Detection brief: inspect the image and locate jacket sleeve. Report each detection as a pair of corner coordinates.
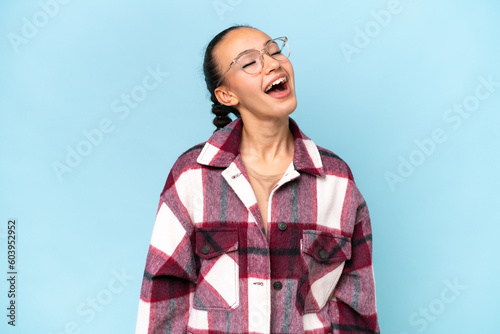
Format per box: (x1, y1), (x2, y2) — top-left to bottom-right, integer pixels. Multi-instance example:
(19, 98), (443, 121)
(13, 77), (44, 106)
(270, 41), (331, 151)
(331, 188), (380, 333)
(135, 171), (197, 334)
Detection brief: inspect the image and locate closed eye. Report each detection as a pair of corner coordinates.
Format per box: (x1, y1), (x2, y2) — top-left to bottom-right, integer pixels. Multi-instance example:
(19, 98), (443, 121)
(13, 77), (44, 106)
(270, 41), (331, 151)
(242, 61), (256, 68)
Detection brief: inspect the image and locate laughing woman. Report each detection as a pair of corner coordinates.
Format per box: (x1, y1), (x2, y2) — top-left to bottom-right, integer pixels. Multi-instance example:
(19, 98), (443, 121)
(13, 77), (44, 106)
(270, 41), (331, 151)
(136, 25), (380, 334)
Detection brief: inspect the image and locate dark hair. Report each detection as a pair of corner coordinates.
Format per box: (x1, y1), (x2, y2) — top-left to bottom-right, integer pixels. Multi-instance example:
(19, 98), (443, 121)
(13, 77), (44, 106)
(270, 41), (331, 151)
(203, 25), (253, 131)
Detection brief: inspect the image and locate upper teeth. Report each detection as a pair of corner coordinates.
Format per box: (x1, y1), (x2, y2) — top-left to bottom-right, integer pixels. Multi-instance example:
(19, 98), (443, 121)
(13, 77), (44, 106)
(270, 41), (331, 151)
(265, 77), (287, 92)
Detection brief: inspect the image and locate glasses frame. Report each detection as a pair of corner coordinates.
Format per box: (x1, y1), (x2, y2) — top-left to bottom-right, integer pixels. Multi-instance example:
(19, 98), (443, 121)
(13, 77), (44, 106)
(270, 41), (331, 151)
(215, 36), (290, 87)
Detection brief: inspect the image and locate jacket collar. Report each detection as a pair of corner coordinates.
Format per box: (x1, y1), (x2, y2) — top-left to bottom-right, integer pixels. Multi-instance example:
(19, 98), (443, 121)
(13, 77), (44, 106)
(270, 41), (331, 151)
(196, 117), (325, 177)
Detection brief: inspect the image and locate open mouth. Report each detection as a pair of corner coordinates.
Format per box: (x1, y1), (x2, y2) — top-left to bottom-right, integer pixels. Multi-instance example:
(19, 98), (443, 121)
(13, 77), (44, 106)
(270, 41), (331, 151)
(265, 76), (288, 94)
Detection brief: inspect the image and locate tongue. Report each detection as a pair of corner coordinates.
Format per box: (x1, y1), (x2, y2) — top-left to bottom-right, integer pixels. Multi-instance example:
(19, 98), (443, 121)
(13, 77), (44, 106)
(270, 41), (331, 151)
(266, 82), (287, 95)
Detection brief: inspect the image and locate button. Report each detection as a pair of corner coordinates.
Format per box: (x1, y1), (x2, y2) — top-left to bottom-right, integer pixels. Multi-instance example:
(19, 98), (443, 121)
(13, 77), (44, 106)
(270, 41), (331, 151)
(278, 222), (287, 231)
(319, 249), (327, 259)
(202, 244), (210, 255)
(273, 281), (283, 290)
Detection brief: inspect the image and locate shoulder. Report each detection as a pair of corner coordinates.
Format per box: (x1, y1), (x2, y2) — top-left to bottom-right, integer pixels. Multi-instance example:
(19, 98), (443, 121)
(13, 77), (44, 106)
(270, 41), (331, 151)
(316, 144), (354, 181)
(290, 118), (354, 181)
(169, 141), (208, 175)
(160, 142), (207, 195)
(315, 144), (367, 213)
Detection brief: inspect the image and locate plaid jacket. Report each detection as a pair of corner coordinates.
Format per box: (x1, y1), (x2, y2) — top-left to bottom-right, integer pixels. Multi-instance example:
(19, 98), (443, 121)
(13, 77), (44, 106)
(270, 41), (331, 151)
(136, 118), (380, 334)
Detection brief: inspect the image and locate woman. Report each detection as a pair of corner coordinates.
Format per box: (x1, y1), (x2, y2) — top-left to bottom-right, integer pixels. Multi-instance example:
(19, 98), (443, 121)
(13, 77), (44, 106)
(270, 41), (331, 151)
(136, 25), (380, 334)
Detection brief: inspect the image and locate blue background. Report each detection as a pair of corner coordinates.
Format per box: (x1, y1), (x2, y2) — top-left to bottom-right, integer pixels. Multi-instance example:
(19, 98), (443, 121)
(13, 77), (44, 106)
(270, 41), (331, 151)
(1, 0), (499, 333)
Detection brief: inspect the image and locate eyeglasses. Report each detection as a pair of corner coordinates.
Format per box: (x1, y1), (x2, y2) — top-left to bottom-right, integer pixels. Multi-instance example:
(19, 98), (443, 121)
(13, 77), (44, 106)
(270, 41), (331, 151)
(216, 36), (290, 87)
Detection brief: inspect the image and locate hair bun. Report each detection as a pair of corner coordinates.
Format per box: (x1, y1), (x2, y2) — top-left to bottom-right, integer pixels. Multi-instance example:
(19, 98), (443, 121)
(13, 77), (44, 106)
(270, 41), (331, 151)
(212, 103), (230, 117)
(211, 103), (233, 130)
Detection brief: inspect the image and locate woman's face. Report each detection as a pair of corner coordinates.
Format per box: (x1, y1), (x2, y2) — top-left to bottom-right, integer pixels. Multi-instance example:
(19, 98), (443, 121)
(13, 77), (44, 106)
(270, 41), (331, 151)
(214, 28), (297, 121)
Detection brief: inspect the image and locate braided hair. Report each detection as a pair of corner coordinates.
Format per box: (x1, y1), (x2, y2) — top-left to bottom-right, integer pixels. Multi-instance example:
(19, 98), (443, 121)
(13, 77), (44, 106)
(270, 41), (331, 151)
(203, 25), (252, 131)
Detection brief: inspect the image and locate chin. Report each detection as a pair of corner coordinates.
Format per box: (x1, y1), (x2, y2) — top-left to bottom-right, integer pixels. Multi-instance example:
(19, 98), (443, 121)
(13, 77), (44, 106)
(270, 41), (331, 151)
(283, 96), (298, 116)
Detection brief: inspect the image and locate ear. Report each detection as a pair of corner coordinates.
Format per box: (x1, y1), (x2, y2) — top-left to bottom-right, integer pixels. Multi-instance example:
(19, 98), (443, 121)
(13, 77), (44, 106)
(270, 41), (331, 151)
(214, 86), (239, 107)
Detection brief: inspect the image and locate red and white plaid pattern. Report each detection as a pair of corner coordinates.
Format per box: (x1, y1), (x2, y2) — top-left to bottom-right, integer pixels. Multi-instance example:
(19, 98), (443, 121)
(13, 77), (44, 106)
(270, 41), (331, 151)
(136, 118), (380, 334)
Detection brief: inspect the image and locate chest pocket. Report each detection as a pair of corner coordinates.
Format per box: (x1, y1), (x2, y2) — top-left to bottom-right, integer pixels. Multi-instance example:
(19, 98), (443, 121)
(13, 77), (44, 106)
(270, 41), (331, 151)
(298, 230), (351, 314)
(194, 228), (239, 311)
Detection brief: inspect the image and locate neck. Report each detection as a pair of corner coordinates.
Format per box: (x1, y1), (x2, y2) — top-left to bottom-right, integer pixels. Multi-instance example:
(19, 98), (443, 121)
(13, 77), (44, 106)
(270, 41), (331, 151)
(239, 116), (294, 163)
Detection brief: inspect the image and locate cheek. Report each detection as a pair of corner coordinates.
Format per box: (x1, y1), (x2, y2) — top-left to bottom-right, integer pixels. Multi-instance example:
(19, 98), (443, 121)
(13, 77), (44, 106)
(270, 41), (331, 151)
(233, 76), (262, 96)
(282, 62), (295, 87)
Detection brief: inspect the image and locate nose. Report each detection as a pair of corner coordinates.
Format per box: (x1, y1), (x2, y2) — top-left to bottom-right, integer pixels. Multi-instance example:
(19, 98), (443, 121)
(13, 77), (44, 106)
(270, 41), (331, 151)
(261, 53), (281, 74)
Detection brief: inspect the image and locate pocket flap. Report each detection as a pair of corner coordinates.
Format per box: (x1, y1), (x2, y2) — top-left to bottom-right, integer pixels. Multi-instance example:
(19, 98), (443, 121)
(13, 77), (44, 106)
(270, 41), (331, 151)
(195, 228), (238, 259)
(301, 230), (351, 263)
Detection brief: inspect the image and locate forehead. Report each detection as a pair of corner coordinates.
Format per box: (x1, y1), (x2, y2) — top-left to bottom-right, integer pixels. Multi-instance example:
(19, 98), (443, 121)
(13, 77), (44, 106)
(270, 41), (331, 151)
(215, 28), (272, 63)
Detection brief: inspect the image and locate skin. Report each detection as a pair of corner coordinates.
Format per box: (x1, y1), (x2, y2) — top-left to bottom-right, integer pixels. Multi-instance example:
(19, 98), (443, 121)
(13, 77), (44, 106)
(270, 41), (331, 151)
(213, 27), (298, 233)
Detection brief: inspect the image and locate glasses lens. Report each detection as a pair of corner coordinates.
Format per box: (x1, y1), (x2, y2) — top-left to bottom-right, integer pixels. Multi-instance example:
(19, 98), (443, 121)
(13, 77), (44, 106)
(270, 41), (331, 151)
(267, 39), (289, 60)
(238, 51), (262, 74)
